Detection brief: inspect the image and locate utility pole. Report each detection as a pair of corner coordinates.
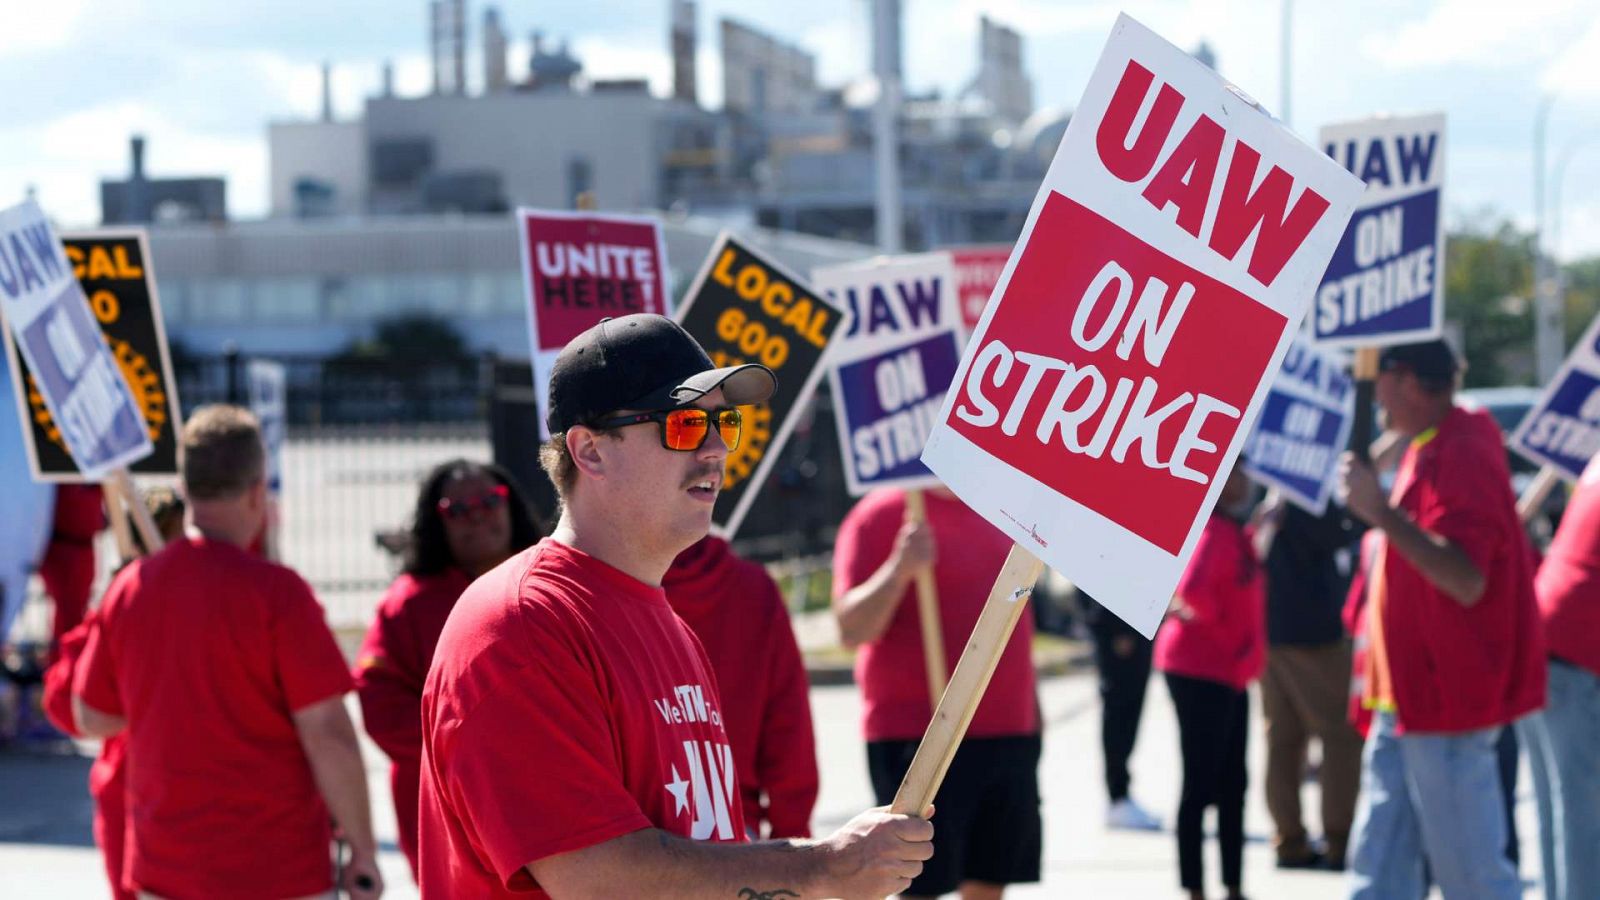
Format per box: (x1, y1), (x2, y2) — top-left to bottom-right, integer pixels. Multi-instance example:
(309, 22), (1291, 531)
(1534, 95), (1562, 382)
(872, 0), (904, 253)
(1280, 0), (1292, 127)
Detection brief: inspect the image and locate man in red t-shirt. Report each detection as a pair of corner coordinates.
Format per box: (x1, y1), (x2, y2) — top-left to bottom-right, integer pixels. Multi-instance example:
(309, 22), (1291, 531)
(73, 405), (383, 900)
(664, 536), (819, 839)
(418, 314), (933, 899)
(833, 486), (1040, 900)
(1338, 340), (1545, 900)
(1519, 452), (1600, 900)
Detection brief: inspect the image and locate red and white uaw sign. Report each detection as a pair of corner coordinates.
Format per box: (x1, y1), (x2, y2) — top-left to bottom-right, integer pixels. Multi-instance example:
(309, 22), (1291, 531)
(517, 208), (671, 438)
(949, 245), (1011, 334)
(920, 15), (1364, 637)
(1312, 113), (1446, 347)
(814, 253), (963, 496)
(0, 200), (153, 480)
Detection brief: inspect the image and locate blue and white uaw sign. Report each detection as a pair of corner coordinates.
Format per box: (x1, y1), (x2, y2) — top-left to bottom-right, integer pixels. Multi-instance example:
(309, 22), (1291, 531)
(1312, 113), (1446, 348)
(1241, 338), (1355, 514)
(815, 253), (963, 496)
(1510, 312), (1600, 481)
(0, 200), (151, 479)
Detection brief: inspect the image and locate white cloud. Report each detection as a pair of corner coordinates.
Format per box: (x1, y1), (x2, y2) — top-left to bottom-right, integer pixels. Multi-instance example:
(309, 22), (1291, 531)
(1363, 0), (1584, 69)
(0, 0), (87, 54)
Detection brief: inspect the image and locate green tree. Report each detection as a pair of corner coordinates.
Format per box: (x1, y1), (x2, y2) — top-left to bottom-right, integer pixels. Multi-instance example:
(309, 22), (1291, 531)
(1444, 216), (1535, 388)
(1563, 257), (1600, 347)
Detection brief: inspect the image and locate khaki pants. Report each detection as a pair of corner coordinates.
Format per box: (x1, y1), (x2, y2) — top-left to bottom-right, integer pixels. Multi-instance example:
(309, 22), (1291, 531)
(1260, 640), (1364, 864)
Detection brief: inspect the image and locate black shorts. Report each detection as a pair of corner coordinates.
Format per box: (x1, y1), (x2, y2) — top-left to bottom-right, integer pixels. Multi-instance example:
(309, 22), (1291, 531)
(866, 734), (1043, 896)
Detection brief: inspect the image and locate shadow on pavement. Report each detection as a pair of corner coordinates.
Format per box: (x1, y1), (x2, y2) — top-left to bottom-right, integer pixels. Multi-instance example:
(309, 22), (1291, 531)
(0, 747), (95, 848)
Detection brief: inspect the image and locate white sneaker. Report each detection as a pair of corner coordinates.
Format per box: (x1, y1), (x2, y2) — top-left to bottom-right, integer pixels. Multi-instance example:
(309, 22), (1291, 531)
(1105, 797), (1163, 831)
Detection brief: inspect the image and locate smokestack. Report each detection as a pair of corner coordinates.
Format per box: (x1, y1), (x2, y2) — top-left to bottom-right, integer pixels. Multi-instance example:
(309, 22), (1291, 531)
(430, 0), (466, 95)
(671, 0), (698, 104)
(483, 7), (508, 93)
(130, 135), (146, 180)
(320, 61), (334, 121)
(382, 59), (395, 97)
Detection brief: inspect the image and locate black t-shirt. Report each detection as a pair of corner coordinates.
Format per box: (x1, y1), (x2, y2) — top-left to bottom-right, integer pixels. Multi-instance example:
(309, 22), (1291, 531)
(1264, 504), (1363, 646)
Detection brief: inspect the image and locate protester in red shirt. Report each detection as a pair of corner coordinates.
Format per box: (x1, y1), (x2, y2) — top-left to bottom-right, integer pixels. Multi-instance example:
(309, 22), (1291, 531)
(40, 483), (105, 648)
(664, 535), (819, 839)
(72, 405), (383, 900)
(418, 314), (932, 899)
(354, 458), (541, 878)
(1339, 340), (1545, 900)
(40, 488), (185, 900)
(1519, 452), (1600, 900)
(833, 486), (1039, 900)
(1154, 465), (1264, 900)
(42, 611), (131, 900)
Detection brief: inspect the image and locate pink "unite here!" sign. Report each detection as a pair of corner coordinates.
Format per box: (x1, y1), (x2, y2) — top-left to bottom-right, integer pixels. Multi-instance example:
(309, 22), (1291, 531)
(517, 208), (671, 437)
(921, 15), (1363, 637)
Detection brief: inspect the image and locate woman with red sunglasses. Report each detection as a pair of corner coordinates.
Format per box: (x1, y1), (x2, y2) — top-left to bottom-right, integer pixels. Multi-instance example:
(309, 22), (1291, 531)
(353, 459), (542, 880)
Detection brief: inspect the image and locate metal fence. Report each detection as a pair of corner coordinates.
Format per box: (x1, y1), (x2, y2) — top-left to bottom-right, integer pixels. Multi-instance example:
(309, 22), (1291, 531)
(9, 351), (1083, 650)
(168, 353), (493, 629)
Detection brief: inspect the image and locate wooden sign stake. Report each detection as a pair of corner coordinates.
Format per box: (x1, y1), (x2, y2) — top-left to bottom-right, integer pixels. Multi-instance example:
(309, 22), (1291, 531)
(1350, 348), (1380, 463)
(102, 476), (138, 562)
(109, 468), (164, 554)
(891, 543), (1043, 817)
(902, 489), (948, 712)
(1517, 466), (1561, 525)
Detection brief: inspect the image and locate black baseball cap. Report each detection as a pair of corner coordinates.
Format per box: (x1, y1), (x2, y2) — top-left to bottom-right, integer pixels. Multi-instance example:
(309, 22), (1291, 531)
(1379, 339), (1460, 383)
(545, 314), (777, 434)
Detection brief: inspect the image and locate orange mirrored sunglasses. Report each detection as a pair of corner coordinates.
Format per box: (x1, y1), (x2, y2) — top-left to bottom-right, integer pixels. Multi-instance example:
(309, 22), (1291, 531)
(590, 406), (743, 452)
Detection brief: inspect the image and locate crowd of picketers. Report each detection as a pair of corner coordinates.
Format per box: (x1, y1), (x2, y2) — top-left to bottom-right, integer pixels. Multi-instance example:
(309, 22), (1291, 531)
(1, 317), (1594, 900)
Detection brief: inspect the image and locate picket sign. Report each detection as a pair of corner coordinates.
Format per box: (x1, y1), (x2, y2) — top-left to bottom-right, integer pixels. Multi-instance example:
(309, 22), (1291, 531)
(901, 489), (947, 711)
(890, 15), (1362, 816)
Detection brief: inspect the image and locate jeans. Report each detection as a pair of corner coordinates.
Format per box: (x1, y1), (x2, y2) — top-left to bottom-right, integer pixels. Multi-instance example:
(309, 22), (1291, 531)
(1348, 711), (1520, 900)
(1517, 660), (1600, 900)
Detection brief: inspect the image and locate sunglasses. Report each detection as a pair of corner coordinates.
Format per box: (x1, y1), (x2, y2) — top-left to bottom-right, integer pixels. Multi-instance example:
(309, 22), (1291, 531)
(590, 406), (743, 452)
(437, 484), (509, 521)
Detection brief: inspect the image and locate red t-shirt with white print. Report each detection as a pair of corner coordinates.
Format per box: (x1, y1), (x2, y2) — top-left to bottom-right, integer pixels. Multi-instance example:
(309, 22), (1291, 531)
(417, 539), (747, 898)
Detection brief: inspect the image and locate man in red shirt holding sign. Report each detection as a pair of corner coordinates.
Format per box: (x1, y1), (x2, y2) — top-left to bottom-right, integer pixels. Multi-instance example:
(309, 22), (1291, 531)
(1338, 340), (1546, 900)
(832, 487), (1040, 900)
(72, 406), (382, 899)
(417, 314), (933, 898)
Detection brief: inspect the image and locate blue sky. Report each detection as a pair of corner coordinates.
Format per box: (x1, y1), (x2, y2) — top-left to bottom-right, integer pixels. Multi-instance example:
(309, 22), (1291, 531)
(3, 0), (1598, 259)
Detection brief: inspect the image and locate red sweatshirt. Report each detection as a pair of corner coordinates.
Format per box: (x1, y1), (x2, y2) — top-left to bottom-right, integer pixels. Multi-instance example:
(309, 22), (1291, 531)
(1154, 513), (1266, 691)
(353, 568), (473, 877)
(664, 537), (819, 838)
(42, 612), (133, 900)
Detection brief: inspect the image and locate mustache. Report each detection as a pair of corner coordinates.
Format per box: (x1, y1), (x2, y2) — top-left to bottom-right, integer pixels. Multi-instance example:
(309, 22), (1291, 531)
(681, 466), (723, 490)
